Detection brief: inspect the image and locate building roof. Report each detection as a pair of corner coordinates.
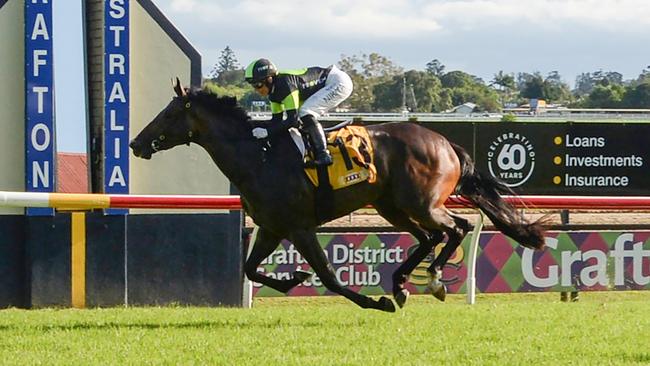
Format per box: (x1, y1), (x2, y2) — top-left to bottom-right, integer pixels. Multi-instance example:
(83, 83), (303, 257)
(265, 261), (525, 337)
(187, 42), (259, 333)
(57, 153), (88, 193)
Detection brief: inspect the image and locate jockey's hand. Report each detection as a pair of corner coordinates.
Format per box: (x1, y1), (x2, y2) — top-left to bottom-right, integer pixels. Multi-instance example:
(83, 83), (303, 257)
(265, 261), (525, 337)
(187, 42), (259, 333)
(252, 127), (269, 139)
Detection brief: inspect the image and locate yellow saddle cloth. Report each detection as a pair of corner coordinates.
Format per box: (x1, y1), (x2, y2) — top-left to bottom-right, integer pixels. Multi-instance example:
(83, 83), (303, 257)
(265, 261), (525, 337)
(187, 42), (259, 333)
(304, 125), (377, 189)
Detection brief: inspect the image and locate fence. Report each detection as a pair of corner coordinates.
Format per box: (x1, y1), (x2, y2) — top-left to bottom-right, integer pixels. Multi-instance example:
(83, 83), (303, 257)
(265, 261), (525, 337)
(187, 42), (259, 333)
(2, 191), (650, 306)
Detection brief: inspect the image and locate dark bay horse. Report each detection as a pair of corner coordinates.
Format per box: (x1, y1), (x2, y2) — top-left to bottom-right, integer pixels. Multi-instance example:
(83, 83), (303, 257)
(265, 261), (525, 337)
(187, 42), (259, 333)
(130, 79), (546, 312)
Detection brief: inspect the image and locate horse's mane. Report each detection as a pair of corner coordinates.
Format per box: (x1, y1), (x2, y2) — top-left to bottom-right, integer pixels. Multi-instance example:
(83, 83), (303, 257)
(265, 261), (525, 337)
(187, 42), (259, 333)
(188, 88), (251, 124)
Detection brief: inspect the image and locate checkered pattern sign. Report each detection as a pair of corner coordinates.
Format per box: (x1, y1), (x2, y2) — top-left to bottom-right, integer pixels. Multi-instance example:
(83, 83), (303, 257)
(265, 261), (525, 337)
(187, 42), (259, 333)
(253, 231), (650, 296)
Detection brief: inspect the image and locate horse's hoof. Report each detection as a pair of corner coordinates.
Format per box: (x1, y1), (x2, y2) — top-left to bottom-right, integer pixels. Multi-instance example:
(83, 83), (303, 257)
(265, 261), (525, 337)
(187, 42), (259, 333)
(378, 296), (396, 312)
(431, 284), (447, 302)
(394, 289), (409, 308)
(293, 270), (313, 282)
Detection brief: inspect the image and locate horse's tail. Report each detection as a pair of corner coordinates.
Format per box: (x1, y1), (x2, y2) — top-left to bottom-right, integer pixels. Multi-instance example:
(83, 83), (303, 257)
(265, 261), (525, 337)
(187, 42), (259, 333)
(451, 142), (546, 250)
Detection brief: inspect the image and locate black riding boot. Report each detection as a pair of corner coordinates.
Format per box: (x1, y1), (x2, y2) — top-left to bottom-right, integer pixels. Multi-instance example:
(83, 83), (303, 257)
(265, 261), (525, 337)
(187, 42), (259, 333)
(302, 115), (333, 167)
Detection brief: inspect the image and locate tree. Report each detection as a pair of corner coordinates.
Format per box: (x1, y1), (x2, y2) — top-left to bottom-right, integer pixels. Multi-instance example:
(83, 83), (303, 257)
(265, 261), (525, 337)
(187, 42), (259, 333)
(584, 84), (624, 108)
(209, 46), (240, 79)
(440, 71), (474, 89)
(542, 71), (572, 103)
(519, 71), (571, 103)
(519, 73), (545, 99)
(425, 59), (445, 77)
(440, 71), (500, 111)
(491, 71), (516, 105)
(635, 66), (650, 85)
(575, 70), (624, 96)
(491, 71), (515, 91)
(622, 82), (650, 108)
(337, 53), (403, 112)
(372, 70), (443, 112)
(214, 69), (246, 87)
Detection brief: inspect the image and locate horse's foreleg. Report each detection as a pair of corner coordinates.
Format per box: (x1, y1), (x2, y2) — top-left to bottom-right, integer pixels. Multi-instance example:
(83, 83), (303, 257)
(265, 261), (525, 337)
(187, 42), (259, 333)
(244, 227), (313, 293)
(374, 200), (443, 308)
(291, 229), (395, 313)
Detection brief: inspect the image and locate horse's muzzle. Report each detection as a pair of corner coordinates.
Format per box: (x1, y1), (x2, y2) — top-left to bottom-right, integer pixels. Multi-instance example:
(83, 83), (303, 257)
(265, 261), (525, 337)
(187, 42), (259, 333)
(129, 139), (152, 160)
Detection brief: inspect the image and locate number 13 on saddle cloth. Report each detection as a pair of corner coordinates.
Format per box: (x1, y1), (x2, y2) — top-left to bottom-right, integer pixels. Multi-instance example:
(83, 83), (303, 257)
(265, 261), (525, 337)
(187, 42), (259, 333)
(304, 126), (377, 189)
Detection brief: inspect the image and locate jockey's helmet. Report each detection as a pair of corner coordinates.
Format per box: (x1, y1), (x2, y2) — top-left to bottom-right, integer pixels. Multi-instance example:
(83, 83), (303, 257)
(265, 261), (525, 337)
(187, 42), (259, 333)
(245, 58), (277, 84)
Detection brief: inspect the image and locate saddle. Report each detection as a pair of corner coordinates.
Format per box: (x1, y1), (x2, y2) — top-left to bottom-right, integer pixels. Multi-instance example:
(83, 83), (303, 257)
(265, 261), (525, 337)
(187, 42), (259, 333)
(303, 125), (377, 190)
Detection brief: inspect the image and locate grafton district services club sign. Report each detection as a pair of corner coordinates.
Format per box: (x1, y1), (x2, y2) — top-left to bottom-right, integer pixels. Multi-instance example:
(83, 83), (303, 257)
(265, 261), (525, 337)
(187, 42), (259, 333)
(253, 231), (650, 296)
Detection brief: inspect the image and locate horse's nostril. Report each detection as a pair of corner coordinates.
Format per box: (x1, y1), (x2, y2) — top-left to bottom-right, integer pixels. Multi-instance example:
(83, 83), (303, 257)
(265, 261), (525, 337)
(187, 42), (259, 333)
(129, 139), (138, 149)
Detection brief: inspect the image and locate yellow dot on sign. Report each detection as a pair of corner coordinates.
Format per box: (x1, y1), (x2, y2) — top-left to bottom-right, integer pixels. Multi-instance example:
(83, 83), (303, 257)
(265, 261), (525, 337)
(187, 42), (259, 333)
(553, 176), (562, 185)
(554, 136), (563, 145)
(554, 156), (562, 165)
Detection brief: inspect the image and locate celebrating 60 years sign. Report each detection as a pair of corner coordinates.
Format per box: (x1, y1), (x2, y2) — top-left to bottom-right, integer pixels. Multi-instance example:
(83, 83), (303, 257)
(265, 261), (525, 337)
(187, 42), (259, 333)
(253, 231), (650, 296)
(474, 123), (650, 195)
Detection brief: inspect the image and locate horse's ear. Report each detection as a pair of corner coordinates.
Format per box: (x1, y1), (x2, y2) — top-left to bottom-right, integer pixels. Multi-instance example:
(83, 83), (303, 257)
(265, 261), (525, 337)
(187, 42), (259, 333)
(172, 77), (186, 97)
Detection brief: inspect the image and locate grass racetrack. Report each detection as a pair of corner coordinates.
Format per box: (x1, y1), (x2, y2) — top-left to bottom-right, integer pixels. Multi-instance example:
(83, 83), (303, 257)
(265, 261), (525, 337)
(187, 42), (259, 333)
(1, 292), (649, 365)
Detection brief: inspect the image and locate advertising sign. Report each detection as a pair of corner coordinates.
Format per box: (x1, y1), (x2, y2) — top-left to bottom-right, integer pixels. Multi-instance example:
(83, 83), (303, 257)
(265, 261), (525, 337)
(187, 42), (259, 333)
(253, 231), (650, 296)
(422, 122), (475, 153)
(474, 123), (650, 195)
(104, 0), (130, 213)
(25, 0), (55, 216)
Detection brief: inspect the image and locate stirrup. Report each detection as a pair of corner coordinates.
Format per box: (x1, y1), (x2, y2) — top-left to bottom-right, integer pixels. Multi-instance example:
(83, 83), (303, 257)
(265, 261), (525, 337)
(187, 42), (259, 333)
(304, 153), (332, 168)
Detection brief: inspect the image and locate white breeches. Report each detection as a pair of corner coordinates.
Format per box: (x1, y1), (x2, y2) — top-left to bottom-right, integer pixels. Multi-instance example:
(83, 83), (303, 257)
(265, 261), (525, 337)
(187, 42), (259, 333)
(299, 65), (353, 118)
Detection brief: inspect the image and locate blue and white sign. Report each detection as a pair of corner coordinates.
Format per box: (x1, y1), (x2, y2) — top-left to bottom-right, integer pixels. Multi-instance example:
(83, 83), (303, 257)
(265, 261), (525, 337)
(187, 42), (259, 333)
(104, 0), (129, 213)
(25, 0), (55, 216)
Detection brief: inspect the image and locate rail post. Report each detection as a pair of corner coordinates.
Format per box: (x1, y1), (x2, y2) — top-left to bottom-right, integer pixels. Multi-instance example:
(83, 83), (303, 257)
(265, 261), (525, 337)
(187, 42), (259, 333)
(466, 210), (485, 305)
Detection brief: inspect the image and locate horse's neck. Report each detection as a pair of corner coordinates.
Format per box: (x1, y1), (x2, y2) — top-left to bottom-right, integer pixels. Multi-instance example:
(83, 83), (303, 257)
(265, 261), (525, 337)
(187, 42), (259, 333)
(198, 132), (258, 187)
(198, 127), (299, 197)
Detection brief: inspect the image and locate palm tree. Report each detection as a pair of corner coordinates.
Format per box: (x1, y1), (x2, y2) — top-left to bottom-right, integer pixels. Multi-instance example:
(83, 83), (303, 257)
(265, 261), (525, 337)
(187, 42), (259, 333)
(490, 71), (516, 107)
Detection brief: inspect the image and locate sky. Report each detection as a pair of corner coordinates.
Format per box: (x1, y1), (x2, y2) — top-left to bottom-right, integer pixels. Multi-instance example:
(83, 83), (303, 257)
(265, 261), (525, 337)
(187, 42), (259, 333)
(54, 0), (650, 152)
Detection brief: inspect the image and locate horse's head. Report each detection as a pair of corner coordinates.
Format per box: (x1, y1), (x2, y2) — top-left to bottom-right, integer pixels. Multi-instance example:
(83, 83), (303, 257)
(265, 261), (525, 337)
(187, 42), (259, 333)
(130, 77), (199, 159)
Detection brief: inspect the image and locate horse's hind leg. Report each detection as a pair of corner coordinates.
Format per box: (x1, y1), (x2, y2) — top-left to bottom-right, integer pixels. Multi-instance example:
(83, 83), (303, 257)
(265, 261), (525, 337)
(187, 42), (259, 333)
(430, 212), (472, 275)
(374, 200), (443, 308)
(244, 227), (312, 293)
(291, 229), (395, 312)
(412, 208), (472, 301)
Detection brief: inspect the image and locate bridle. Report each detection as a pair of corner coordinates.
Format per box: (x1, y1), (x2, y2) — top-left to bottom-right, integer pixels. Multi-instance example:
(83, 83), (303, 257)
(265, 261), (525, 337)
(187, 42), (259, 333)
(150, 100), (195, 152)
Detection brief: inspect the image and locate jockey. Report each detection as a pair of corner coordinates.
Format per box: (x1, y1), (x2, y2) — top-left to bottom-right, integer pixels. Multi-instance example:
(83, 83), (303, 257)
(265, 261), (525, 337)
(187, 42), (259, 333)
(245, 58), (353, 167)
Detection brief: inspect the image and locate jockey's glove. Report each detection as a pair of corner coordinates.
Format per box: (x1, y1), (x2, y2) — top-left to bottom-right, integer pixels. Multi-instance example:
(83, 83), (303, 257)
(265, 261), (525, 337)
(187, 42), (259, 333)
(252, 127), (269, 139)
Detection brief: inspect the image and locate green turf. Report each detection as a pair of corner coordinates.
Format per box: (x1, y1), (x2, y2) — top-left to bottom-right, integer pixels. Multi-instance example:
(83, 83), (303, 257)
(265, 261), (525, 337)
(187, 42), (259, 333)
(1, 292), (649, 365)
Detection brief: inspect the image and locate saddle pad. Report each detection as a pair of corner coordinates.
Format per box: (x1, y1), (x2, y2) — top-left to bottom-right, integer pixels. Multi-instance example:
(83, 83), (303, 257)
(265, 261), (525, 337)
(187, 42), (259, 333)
(304, 125), (377, 189)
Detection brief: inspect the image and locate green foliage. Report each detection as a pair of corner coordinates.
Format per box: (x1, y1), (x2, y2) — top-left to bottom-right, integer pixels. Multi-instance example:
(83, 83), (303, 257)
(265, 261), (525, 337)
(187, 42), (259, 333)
(203, 81), (267, 110)
(213, 69), (246, 87)
(575, 70), (624, 96)
(439, 71), (500, 112)
(338, 53), (403, 112)
(584, 84), (625, 108)
(425, 59), (445, 76)
(622, 82), (650, 108)
(372, 70), (442, 112)
(205, 49), (648, 111)
(491, 71), (515, 91)
(500, 113), (517, 122)
(440, 70), (476, 89)
(203, 81), (249, 100)
(518, 71), (572, 104)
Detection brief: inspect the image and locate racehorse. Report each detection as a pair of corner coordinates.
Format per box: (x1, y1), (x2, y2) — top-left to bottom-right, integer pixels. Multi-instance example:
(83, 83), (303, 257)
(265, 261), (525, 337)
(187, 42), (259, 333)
(130, 78), (546, 312)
